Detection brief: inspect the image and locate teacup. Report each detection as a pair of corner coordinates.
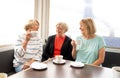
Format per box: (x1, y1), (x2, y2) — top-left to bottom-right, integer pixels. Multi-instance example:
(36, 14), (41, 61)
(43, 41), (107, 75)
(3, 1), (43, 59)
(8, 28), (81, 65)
(0, 73), (7, 78)
(112, 66), (120, 78)
(77, 40), (81, 45)
(31, 31), (38, 37)
(55, 55), (63, 62)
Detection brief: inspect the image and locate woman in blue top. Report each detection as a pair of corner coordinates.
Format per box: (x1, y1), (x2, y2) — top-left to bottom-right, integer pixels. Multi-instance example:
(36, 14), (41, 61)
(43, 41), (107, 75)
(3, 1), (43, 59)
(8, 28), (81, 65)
(71, 18), (105, 66)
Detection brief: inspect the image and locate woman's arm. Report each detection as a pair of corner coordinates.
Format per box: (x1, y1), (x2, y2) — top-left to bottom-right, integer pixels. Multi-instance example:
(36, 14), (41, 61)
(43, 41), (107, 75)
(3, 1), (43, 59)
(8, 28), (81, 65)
(22, 32), (31, 51)
(92, 47), (105, 66)
(71, 40), (77, 59)
(22, 59), (36, 70)
(41, 37), (52, 62)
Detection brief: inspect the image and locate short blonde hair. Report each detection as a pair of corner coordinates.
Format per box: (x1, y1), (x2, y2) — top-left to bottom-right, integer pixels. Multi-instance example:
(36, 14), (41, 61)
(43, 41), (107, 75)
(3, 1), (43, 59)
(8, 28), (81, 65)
(56, 22), (68, 32)
(28, 19), (39, 26)
(24, 19), (39, 31)
(80, 18), (96, 35)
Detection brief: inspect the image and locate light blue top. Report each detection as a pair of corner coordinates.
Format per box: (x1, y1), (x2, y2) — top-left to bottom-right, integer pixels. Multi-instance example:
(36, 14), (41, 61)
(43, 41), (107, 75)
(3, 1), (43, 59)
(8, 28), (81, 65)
(75, 35), (105, 64)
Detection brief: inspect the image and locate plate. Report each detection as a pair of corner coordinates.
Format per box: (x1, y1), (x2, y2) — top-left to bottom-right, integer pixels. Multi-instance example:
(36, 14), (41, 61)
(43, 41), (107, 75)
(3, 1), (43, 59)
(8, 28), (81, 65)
(70, 62), (84, 68)
(30, 62), (47, 70)
(53, 59), (66, 65)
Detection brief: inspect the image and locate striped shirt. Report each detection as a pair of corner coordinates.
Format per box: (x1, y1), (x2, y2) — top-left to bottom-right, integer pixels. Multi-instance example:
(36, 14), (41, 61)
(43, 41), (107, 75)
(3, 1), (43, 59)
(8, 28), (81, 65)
(13, 33), (43, 67)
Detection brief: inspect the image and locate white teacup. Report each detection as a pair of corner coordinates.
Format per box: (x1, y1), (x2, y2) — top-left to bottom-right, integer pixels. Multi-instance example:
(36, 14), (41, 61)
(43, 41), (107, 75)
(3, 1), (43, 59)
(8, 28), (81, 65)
(31, 31), (38, 37)
(0, 73), (7, 78)
(55, 55), (63, 62)
(112, 66), (120, 78)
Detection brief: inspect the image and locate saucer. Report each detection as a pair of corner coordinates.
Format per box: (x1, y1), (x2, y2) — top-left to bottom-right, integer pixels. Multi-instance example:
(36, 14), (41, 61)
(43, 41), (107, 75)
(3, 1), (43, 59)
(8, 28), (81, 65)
(30, 62), (47, 71)
(53, 59), (66, 65)
(70, 62), (84, 68)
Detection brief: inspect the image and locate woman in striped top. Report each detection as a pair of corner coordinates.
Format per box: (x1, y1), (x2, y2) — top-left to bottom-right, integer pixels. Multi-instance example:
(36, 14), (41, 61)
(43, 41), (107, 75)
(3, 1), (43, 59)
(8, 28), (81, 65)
(13, 19), (43, 72)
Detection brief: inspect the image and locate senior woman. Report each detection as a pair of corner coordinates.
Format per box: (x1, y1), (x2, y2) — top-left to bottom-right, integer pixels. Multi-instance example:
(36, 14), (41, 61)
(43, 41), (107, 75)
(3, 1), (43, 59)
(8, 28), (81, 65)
(41, 22), (74, 62)
(71, 18), (105, 66)
(13, 19), (43, 72)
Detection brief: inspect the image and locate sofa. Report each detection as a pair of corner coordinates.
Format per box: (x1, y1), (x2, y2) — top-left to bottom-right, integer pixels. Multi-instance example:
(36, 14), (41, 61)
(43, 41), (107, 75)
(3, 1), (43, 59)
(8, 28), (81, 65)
(0, 44), (46, 76)
(0, 46), (16, 76)
(0, 46), (120, 76)
(102, 51), (120, 68)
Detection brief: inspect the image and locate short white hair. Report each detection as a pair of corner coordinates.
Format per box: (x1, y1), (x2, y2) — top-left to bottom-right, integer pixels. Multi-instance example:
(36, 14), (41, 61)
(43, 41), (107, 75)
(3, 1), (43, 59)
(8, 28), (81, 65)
(56, 22), (68, 32)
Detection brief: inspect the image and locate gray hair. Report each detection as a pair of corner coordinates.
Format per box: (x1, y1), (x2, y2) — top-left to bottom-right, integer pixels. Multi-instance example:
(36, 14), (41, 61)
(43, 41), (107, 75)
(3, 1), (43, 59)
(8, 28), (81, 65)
(56, 22), (68, 32)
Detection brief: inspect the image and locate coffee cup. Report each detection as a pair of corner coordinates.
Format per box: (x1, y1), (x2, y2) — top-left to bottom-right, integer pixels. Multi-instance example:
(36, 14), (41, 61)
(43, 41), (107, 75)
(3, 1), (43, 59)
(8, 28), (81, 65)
(31, 31), (38, 37)
(112, 66), (120, 78)
(0, 73), (7, 78)
(55, 55), (63, 62)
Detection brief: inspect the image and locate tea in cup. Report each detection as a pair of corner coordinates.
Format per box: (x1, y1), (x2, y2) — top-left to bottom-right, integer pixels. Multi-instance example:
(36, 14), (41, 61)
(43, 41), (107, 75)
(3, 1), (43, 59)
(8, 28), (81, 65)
(55, 55), (63, 62)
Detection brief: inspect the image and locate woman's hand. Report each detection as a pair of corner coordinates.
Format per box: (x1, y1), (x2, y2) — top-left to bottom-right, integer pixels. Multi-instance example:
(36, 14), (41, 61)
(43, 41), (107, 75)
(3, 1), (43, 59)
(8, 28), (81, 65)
(22, 59), (36, 70)
(71, 40), (76, 48)
(71, 40), (77, 59)
(22, 62), (31, 70)
(25, 31), (32, 41)
(22, 31), (32, 51)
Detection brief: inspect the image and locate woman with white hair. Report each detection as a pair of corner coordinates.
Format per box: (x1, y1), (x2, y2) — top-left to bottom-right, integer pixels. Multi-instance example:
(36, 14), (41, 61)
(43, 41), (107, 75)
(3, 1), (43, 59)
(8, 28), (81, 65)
(41, 22), (74, 62)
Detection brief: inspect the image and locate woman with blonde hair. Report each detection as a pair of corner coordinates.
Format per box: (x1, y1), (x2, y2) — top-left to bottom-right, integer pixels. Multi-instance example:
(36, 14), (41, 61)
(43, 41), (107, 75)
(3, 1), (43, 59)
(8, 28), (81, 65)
(71, 18), (105, 66)
(13, 19), (43, 72)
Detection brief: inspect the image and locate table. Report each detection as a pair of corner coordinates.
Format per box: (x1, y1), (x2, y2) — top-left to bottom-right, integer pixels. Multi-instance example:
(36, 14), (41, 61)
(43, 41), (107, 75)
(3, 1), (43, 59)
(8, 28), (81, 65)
(8, 60), (114, 78)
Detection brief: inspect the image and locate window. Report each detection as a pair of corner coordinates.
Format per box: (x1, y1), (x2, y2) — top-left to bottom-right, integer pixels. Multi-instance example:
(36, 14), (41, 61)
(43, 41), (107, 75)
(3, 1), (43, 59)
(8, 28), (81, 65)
(49, 0), (120, 49)
(0, 0), (34, 45)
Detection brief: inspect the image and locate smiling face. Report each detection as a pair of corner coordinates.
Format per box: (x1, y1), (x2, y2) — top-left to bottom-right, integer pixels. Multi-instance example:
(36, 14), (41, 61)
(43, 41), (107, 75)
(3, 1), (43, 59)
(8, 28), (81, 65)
(56, 22), (68, 37)
(79, 18), (96, 37)
(56, 25), (65, 36)
(79, 21), (88, 36)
